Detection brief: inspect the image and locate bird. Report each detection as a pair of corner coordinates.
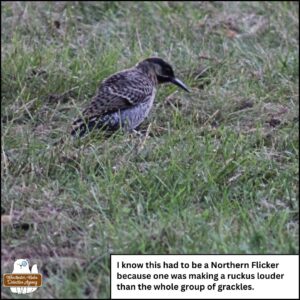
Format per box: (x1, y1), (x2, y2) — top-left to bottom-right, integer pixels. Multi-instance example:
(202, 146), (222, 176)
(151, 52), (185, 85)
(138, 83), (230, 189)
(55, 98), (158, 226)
(10, 259), (39, 294)
(71, 57), (190, 137)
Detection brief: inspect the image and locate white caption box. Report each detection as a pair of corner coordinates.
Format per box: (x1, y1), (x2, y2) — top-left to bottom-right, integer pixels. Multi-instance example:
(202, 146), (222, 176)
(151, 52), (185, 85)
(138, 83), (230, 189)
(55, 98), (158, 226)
(111, 255), (299, 299)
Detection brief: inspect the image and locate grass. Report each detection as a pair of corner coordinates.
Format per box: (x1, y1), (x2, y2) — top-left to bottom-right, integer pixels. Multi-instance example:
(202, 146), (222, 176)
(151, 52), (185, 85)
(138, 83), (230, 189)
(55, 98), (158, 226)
(1, 1), (299, 298)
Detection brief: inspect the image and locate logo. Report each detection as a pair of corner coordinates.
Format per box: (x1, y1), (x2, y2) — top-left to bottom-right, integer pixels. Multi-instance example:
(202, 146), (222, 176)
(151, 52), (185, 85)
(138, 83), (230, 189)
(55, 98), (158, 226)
(3, 259), (42, 294)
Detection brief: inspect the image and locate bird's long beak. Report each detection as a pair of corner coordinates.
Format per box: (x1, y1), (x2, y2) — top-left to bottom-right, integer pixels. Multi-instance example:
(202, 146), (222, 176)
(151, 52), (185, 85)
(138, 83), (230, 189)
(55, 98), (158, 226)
(170, 77), (191, 92)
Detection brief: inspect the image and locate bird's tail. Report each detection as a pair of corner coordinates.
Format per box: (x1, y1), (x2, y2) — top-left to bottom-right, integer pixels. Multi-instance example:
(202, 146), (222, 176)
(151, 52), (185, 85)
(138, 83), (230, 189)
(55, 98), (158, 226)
(71, 116), (99, 137)
(71, 118), (88, 137)
(71, 114), (118, 137)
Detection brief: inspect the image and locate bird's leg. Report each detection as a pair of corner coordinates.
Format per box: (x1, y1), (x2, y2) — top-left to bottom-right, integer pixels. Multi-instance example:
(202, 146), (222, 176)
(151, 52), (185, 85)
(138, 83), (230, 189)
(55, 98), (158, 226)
(132, 129), (144, 137)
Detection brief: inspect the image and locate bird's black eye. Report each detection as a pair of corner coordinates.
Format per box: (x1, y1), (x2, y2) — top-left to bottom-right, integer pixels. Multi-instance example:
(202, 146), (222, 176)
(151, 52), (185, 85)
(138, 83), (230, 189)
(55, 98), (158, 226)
(166, 68), (174, 76)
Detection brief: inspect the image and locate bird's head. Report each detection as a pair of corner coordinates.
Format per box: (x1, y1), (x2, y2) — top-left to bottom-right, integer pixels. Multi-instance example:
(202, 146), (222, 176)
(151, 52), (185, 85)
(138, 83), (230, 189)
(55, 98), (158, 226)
(12, 259), (30, 273)
(136, 57), (190, 92)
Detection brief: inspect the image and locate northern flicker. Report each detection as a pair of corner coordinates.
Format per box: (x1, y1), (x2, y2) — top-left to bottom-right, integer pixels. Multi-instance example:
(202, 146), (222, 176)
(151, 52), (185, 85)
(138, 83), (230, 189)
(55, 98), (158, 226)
(71, 57), (190, 137)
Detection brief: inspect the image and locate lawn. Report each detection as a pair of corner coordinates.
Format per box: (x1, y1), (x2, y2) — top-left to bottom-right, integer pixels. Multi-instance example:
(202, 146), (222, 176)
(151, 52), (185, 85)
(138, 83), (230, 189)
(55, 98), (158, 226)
(1, 1), (299, 298)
